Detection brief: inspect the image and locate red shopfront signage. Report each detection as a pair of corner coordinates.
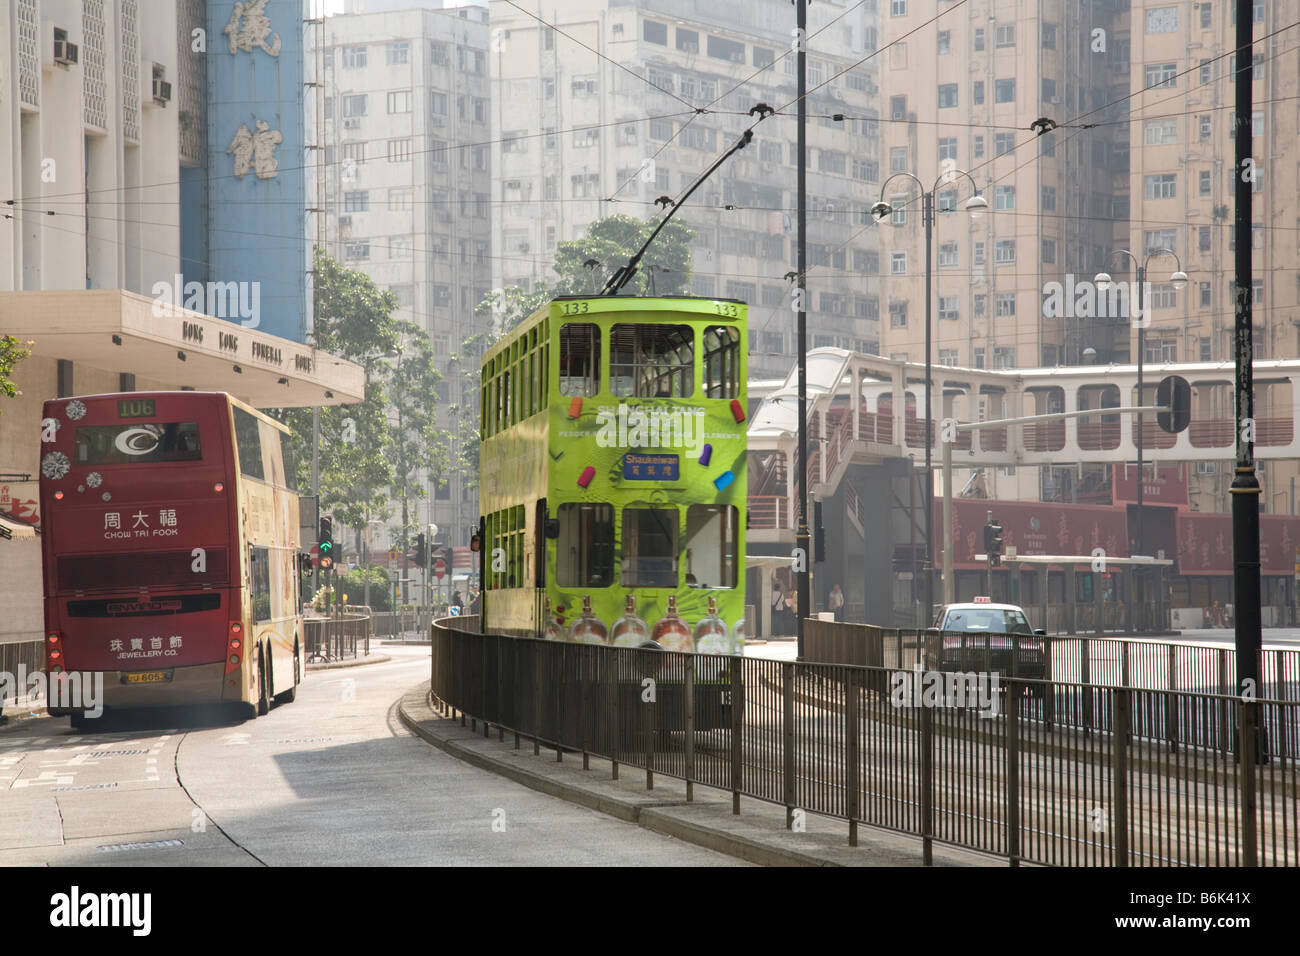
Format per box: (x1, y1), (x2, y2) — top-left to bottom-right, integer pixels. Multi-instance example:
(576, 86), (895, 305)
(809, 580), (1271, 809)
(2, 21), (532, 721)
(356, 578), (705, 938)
(1112, 462), (1188, 506)
(1176, 512), (1300, 575)
(933, 499), (1130, 570)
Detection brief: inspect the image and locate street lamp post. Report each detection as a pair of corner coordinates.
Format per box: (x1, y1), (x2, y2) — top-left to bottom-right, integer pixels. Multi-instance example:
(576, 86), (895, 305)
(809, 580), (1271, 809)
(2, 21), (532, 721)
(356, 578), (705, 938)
(1095, 251), (1187, 630)
(873, 172), (987, 625)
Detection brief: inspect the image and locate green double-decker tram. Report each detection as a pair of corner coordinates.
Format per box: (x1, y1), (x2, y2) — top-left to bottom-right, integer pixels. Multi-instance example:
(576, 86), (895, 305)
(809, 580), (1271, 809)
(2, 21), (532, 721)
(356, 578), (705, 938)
(477, 295), (747, 655)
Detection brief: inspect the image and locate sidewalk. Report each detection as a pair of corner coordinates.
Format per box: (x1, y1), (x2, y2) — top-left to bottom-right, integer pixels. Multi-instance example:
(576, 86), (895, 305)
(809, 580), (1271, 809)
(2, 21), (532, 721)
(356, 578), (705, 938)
(398, 680), (999, 868)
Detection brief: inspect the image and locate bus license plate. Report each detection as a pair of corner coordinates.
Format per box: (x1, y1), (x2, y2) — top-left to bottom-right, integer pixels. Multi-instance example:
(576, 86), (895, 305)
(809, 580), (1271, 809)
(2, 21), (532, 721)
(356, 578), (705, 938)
(123, 671), (171, 685)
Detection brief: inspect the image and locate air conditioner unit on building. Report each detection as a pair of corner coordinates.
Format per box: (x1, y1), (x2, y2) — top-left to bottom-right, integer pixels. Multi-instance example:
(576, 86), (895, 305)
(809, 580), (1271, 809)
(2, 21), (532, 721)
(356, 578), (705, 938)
(53, 28), (78, 66)
(152, 65), (172, 105)
(338, 215), (352, 227)
(343, 117), (361, 129)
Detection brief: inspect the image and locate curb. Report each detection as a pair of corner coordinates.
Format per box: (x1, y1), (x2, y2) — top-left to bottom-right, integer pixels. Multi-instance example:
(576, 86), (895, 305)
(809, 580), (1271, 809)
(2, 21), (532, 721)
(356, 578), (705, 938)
(306, 653), (392, 671)
(397, 681), (989, 867)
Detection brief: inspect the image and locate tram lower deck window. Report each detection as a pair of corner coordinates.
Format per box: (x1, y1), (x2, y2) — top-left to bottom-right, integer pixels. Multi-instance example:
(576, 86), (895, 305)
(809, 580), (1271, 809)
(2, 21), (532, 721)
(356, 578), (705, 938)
(557, 502), (614, 587)
(685, 504), (738, 588)
(621, 507), (679, 587)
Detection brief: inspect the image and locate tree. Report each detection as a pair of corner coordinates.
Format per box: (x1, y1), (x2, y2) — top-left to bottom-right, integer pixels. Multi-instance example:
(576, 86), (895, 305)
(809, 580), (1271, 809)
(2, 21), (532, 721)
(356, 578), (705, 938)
(476, 213), (696, 334)
(384, 320), (446, 551)
(0, 336), (31, 415)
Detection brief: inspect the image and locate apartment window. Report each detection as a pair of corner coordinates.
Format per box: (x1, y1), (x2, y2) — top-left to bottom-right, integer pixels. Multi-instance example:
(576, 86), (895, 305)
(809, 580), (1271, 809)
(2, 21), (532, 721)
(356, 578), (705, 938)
(994, 133), (1015, 157)
(995, 240), (1016, 264)
(1145, 63), (1177, 89)
(1144, 173), (1177, 200)
(387, 90), (411, 114)
(996, 24), (1015, 47)
(345, 241), (369, 260)
(388, 188), (412, 211)
(994, 186), (1015, 211)
(973, 295), (986, 318)
(1042, 78), (1056, 103)
(706, 35), (745, 63)
(429, 92), (447, 116)
(1199, 170), (1212, 197)
(855, 296), (879, 320)
(644, 20), (667, 45)
(1144, 336), (1177, 363)
(973, 28), (985, 52)
(891, 252), (907, 274)
(753, 46), (774, 68)
(995, 293), (1016, 317)
(938, 84), (958, 108)
(890, 96), (907, 121)
(852, 159), (878, 181)
(1038, 239), (1055, 265)
(387, 139), (411, 163)
(573, 127), (599, 148)
(1042, 23), (1057, 50)
(1144, 118), (1177, 145)
(342, 45), (366, 69)
(676, 28), (698, 53)
(1231, 1), (1265, 25)
(342, 142), (365, 168)
(993, 346), (1016, 369)
(1041, 186), (1057, 212)
(973, 136), (984, 158)
(1148, 284), (1178, 310)
(890, 200), (907, 226)
(1146, 7), (1178, 32)
(938, 297), (959, 321)
(388, 238), (411, 261)
(1145, 229), (1177, 254)
(938, 137), (957, 162)
(974, 348), (985, 369)
(995, 79), (1016, 103)
(1200, 337), (1212, 361)
(571, 77), (597, 95)
(889, 300), (907, 327)
(937, 189), (956, 213)
(386, 41), (409, 65)
(344, 191), (369, 212)
(1199, 59), (1213, 86)
(649, 118), (673, 140)
(973, 242), (985, 266)
(430, 42), (448, 66)
(890, 0), (906, 15)
(854, 250), (879, 274)
(1201, 4), (1213, 28)
(342, 94), (367, 117)
(972, 81), (984, 106)
(938, 349), (958, 367)
(1200, 282), (1212, 307)
(938, 242), (958, 267)
(473, 98), (486, 123)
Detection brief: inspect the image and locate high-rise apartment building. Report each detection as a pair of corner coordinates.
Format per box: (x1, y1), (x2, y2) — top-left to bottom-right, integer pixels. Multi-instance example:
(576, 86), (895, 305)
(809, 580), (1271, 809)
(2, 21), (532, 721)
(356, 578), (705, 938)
(489, 0), (883, 380)
(1129, 0), (1299, 515)
(320, 3), (490, 550)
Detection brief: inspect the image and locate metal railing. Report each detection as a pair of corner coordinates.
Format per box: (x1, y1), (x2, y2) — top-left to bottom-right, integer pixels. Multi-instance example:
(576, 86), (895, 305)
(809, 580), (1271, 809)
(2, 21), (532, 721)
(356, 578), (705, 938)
(304, 613), (370, 662)
(431, 621), (1298, 866)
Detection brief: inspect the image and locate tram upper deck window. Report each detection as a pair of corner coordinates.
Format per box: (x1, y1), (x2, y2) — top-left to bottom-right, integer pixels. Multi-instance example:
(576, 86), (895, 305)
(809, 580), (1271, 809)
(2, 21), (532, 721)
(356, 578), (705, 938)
(559, 323), (600, 397)
(610, 324), (693, 397)
(703, 325), (741, 399)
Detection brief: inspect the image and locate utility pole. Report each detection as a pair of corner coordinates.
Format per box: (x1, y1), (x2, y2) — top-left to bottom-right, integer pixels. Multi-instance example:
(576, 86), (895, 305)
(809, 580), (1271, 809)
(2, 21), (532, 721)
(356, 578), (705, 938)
(1231, 0), (1262, 702)
(795, 0), (810, 660)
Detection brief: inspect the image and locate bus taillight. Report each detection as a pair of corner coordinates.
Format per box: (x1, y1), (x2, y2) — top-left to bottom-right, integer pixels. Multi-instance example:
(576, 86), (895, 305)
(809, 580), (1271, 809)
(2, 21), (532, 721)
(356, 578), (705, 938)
(226, 622), (243, 672)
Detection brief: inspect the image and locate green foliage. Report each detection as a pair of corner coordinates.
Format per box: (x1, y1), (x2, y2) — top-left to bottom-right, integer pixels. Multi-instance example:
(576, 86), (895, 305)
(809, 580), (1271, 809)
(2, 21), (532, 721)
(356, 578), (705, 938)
(309, 246), (401, 360)
(0, 336), (32, 414)
(336, 565), (393, 611)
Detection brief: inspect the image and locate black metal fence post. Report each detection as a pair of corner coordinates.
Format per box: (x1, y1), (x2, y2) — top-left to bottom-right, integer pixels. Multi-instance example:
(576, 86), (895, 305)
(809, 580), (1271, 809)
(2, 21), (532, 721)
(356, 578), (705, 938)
(782, 662), (796, 828)
(1006, 682), (1021, 866)
(1113, 688), (1130, 867)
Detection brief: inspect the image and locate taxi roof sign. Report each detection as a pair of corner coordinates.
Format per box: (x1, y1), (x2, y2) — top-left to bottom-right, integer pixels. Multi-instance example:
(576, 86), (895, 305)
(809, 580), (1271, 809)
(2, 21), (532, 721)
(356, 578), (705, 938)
(973, 596), (992, 603)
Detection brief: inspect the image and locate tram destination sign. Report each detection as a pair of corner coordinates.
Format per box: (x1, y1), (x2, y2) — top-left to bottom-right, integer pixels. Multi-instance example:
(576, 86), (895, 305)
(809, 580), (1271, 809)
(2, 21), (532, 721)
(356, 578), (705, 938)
(623, 452), (679, 481)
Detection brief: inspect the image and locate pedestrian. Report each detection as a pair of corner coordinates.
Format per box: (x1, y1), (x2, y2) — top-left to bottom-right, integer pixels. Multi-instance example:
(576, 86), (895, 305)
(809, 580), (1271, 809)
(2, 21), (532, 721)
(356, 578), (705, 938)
(829, 583), (845, 622)
(771, 580), (786, 635)
(468, 588), (481, 616)
(452, 590), (465, 613)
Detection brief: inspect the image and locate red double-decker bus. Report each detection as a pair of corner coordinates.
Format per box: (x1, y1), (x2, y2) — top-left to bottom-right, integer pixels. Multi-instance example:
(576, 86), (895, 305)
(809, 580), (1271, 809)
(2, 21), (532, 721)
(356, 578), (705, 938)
(38, 392), (304, 726)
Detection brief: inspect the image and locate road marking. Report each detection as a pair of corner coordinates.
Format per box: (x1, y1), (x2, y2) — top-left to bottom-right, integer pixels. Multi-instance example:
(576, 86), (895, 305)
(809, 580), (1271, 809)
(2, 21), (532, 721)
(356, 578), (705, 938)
(221, 732), (251, 746)
(97, 839), (183, 852)
(12, 770), (75, 788)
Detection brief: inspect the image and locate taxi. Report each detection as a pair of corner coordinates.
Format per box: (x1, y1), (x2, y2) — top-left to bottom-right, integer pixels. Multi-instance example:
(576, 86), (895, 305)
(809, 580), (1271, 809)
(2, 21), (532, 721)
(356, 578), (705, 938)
(930, 597), (1048, 680)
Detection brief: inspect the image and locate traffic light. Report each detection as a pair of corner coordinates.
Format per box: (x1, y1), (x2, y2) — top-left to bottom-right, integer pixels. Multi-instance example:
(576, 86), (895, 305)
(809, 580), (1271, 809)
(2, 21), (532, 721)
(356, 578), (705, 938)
(984, 518), (1004, 567)
(298, 553), (313, 576)
(414, 532), (427, 568)
(1156, 374), (1191, 434)
(318, 516), (334, 570)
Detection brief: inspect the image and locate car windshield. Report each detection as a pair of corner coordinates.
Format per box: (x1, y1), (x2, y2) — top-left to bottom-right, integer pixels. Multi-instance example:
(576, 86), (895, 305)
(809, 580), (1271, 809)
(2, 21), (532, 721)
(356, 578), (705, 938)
(942, 609), (1033, 634)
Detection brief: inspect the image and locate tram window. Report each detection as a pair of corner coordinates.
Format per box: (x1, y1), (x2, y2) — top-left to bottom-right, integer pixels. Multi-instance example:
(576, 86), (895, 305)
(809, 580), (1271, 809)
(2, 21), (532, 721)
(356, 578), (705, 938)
(621, 507), (679, 587)
(610, 324), (693, 398)
(684, 504), (738, 589)
(557, 503), (615, 587)
(560, 323), (601, 396)
(703, 326), (741, 399)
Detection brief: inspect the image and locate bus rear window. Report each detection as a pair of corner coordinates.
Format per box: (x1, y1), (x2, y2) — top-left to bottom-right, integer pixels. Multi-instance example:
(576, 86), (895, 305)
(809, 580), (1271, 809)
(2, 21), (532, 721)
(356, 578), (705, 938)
(74, 423), (202, 465)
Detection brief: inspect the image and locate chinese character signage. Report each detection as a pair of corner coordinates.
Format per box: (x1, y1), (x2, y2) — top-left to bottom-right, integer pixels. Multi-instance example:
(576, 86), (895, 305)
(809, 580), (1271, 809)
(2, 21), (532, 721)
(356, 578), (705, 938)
(206, 0), (307, 343)
(622, 453), (680, 481)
